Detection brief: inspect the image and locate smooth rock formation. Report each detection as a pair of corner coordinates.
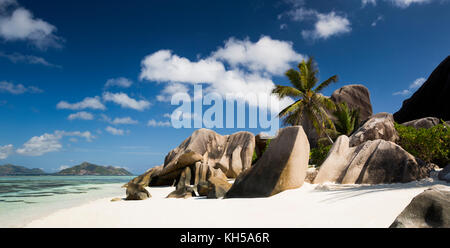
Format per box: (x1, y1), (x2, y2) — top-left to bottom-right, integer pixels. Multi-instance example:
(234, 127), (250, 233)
(127, 129), (255, 187)
(402, 117), (440, 129)
(226, 126), (310, 198)
(390, 186), (450, 228)
(206, 177), (232, 199)
(394, 56), (450, 123)
(167, 186), (197, 199)
(349, 113), (399, 147)
(314, 136), (434, 184)
(330, 84), (373, 122)
(438, 165), (450, 182)
(125, 183), (151, 201)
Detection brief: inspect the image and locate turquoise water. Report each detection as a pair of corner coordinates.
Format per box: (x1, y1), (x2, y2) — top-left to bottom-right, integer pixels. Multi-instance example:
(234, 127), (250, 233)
(0, 175), (134, 227)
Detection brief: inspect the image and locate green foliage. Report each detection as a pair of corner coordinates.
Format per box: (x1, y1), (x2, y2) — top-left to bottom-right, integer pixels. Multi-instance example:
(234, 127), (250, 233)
(309, 143), (332, 167)
(332, 102), (360, 137)
(395, 122), (450, 167)
(252, 150), (258, 164)
(252, 139), (272, 164)
(272, 57), (338, 143)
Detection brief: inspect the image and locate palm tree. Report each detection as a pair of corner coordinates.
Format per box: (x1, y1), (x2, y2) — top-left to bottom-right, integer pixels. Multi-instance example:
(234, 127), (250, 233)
(272, 57), (338, 144)
(332, 102), (360, 137)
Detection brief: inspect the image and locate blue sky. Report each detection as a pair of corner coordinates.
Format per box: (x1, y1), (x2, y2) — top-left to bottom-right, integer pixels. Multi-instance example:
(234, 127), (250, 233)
(0, 0), (449, 173)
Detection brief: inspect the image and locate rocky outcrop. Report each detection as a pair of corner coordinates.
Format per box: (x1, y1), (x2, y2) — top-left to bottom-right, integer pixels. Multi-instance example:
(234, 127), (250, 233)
(226, 126), (310, 198)
(330, 84), (373, 122)
(394, 56), (450, 123)
(305, 168), (318, 184)
(167, 186), (197, 199)
(125, 183), (151, 201)
(127, 129), (255, 187)
(314, 136), (434, 184)
(254, 133), (273, 158)
(349, 113), (399, 147)
(438, 165), (450, 183)
(402, 117), (440, 129)
(390, 186), (450, 228)
(206, 177), (232, 199)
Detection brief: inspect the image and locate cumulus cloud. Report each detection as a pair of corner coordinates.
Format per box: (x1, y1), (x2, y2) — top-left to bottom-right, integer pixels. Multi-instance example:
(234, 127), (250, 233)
(140, 36), (302, 113)
(56, 96), (106, 110)
(393, 77), (426, 96)
(103, 92), (151, 111)
(300, 11), (351, 40)
(0, 51), (60, 67)
(104, 77), (133, 88)
(147, 119), (171, 127)
(111, 117), (138, 125)
(67, 111), (94, 121)
(157, 83), (190, 102)
(0, 81), (43, 94)
(0, 144), (14, 159)
(0, 1), (63, 49)
(105, 126), (125, 136)
(16, 130), (94, 156)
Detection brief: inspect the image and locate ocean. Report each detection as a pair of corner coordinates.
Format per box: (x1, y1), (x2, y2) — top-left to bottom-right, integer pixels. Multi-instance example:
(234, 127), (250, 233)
(0, 175), (134, 228)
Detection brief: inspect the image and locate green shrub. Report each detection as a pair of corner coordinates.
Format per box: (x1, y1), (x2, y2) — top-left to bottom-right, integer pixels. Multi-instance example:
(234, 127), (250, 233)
(252, 139), (272, 164)
(309, 143), (331, 167)
(395, 122), (450, 167)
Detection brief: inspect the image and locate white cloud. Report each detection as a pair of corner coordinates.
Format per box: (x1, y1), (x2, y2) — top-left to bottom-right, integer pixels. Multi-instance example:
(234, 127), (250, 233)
(112, 117), (138, 125)
(0, 2), (63, 49)
(56, 96), (106, 110)
(157, 83), (189, 102)
(147, 119), (171, 127)
(56, 165), (69, 171)
(105, 126), (125, 136)
(301, 11), (351, 40)
(16, 130), (94, 156)
(0, 81), (43, 94)
(363, 0), (434, 8)
(371, 16), (384, 27)
(104, 77), (133, 88)
(211, 36), (304, 74)
(393, 77), (426, 96)
(140, 36), (302, 113)
(0, 144), (13, 159)
(0, 51), (60, 67)
(103, 92), (151, 111)
(67, 111), (94, 121)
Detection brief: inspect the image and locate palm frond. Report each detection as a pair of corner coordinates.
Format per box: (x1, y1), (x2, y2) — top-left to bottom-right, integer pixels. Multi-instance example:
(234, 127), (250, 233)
(272, 85), (303, 99)
(314, 75), (338, 93)
(284, 69), (305, 92)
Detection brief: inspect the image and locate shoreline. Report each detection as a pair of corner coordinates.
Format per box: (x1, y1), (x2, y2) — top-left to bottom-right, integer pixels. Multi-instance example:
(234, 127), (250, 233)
(24, 178), (449, 228)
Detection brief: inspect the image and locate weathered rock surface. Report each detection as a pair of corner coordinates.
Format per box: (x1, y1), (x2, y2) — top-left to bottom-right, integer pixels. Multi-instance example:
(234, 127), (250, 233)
(330, 84), (373, 122)
(254, 133), (273, 158)
(167, 186), (197, 199)
(206, 177), (232, 199)
(305, 168), (319, 184)
(438, 165), (450, 182)
(390, 186), (450, 228)
(349, 113), (399, 147)
(125, 183), (151, 201)
(127, 129), (255, 187)
(226, 126), (310, 198)
(394, 56), (450, 123)
(314, 136), (434, 184)
(402, 117), (440, 129)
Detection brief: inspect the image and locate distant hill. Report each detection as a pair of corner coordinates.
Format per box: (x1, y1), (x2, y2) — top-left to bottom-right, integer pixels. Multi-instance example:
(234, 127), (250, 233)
(0, 164), (47, 176)
(55, 162), (133, 176)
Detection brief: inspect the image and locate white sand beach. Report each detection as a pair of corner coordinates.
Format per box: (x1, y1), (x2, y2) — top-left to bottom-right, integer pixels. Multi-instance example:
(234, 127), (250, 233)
(25, 178), (449, 228)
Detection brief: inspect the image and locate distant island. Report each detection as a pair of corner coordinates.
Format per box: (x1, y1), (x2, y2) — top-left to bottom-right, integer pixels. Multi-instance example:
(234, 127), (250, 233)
(0, 162), (133, 176)
(55, 162), (133, 176)
(0, 164), (47, 176)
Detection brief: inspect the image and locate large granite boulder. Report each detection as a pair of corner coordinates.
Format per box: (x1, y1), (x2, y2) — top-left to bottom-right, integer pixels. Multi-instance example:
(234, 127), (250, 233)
(349, 113), (399, 147)
(394, 56), (450, 123)
(330, 84), (373, 122)
(206, 177), (232, 199)
(438, 165), (450, 183)
(125, 183), (151, 201)
(305, 168), (319, 184)
(402, 117), (440, 129)
(226, 126), (310, 198)
(127, 129), (255, 187)
(314, 135), (434, 184)
(167, 186), (197, 199)
(254, 133), (273, 158)
(390, 186), (450, 228)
